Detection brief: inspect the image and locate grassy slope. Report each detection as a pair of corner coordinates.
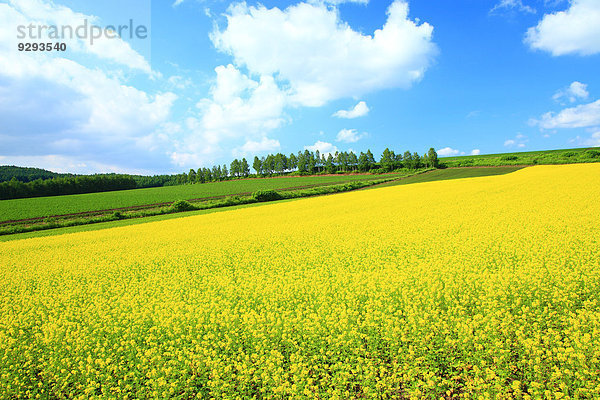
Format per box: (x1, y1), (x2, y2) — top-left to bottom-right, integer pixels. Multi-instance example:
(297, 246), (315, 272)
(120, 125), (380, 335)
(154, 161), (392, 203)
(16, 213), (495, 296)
(440, 147), (600, 167)
(367, 166), (524, 189)
(0, 174), (399, 222)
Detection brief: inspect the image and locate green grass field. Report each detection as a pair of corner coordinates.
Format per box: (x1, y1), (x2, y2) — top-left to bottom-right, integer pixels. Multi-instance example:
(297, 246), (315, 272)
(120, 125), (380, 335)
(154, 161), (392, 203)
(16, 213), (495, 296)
(0, 173), (402, 222)
(440, 147), (600, 167)
(369, 166), (524, 189)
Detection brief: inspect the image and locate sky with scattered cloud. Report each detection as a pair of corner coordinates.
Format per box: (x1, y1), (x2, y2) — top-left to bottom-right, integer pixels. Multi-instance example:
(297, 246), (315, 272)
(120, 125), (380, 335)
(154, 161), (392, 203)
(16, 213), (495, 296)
(0, 0), (599, 174)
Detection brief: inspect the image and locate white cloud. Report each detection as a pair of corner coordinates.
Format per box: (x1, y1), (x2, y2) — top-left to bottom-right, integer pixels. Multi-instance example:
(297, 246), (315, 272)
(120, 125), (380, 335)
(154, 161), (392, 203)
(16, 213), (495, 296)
(490, 0), (536, 15)
(235, 137), (281, 155)
(170, 65), (287, 167)
(437, 147), (460, 156)
(167, 75), (193, 90)
(525, 0), (600, 56)
(504, 133), (528, 148)
(305, 141), (338, 156)
(0, 0), (178, 173)
(211, 0), (436, 107)
(552, 81), (589, 103)
(196, 65), (287, 144)
(321, 0), (369, 4)
(4, 0), (152, 73)
(335, 128), (367, 143)
(580, 131), (600, 146)
(533, 99), (600, 129)
(470, 149), (481, 155)
(333, 101), (370, 119)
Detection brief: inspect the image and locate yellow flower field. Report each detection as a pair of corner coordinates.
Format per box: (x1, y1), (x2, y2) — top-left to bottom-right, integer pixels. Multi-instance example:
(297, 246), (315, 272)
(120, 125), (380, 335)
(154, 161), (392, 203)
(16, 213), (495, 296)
(1, 164), (599, 399)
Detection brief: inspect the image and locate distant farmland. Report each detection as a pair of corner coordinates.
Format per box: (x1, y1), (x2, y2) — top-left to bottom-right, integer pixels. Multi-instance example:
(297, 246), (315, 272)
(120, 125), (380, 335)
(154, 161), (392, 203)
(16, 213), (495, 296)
(440, 147), (600, 167)
(0, 173), (403, 222)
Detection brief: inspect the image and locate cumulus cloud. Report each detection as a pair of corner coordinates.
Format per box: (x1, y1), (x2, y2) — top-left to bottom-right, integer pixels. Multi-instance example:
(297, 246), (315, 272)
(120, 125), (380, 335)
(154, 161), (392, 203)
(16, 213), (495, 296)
(3, 0), (152, 73)
(532, 99), (600, 129)
(525, 0), (600, 56)
(305, 141), (338, 156)
(437, 147), (461, 156)
(470, 149), (481, 155)
(335, 128), (367, 143)
(211, 0), (436, 107)
(552, 81), (589, 103)
(333, 101), (370, 119)
(490, 0), (536, 15)
(0, 0), (179, 174)
(197, 65), (287, 143)
(170, 64), (287, 167)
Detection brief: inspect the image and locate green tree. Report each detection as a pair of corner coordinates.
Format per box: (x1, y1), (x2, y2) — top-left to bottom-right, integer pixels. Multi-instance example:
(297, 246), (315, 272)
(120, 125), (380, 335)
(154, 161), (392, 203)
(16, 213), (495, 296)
(263, 155), (274, 176)
(288, 153), (298, 171)
(230, 159), (240, 177)
(297, 151), (308, 174)
(274, 153), (285, 174)
(253, 156), (262, 175)
(212, 166), (220, 181)
(366, 150), (376, 168)
(196, 168), (205, 183)
(222, 164), (229, 179)
(188, 169), (197, 184)
(427, 148), (439, 168)
(403, 151), (413, 169)
(348, 152), (358, 171)
(241, 158), (250, 177)
(358, 152), (369, 172)
(315, 150), (322, 172)
(204, 168), (212, 182)
(413, 152), (421, 169)
(325, 154), (336, 174)
(380, 148), (395, 172)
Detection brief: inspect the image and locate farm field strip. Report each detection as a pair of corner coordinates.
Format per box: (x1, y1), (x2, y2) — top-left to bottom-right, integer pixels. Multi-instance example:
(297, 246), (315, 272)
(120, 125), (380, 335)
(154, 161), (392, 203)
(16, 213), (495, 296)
(0, 178), (390, 225)
(440, 147), (600, 167)
(0, 173), (403, 222)
(367, 166), (524, 189)
(1, 164), (599, 398)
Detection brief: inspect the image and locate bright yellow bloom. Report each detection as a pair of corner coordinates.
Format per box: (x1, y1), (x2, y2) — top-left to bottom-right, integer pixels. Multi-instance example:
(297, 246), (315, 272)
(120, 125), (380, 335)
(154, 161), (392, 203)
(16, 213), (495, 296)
(1, 164), (599, 398)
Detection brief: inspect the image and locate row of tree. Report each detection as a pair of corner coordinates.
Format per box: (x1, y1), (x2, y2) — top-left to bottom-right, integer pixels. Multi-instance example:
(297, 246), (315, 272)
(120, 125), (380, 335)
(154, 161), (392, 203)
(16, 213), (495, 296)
(178, 148), (440, 184)
(0, 175), (137, 200)
(0, 148), (439, 199)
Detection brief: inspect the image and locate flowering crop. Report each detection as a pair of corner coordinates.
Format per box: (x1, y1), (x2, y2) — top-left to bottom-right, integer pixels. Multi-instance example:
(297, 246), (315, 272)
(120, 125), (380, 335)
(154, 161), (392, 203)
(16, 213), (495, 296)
(1, 164), (599, 399)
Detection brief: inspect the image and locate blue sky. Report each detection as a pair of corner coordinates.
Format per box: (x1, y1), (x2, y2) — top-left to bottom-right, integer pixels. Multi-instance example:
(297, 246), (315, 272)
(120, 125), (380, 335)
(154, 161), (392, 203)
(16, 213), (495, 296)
(0, 0), (599, 174)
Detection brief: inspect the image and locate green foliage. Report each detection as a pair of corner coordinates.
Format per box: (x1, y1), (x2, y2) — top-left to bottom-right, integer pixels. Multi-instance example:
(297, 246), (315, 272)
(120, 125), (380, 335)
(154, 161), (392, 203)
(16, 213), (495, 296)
(586, 149), (600, 158)
(252, 190), (283, 202)
(169, 200), (196, 212)
(0, 165), (70, 183)
(500, 155), (519, 161)
(0, 174), (137, 200)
